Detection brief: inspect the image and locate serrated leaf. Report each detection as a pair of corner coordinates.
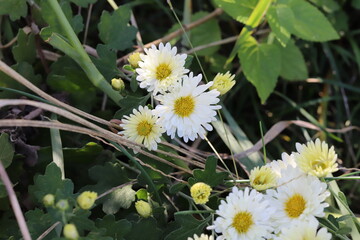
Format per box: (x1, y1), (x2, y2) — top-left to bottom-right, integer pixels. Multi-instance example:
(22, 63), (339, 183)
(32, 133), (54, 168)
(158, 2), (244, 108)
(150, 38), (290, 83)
(29, 162), (74, 202)
(190, 156), (228, 187)
(98, 7), (137, 51)
(0, 133), (14, 169)
(102, 185), (136, 214)
(71, 209), (95, 233)
(266, 6), (291, 46)
(0, 0), (27, 21)
(328, 214), (339, 228)
(125, 218), (161, 240)
(25, 208), (58, 239)
(277, 0), (339, 42)
(165, 215), (211, 240)
(238, 36), (281, 103)
(276, 40), (308, 80)
(12, 29), (36, 64)
(214, 0), (258, 24)
(91, 44), (120, 81)
(169, 183), (186, 195)
(96, 214), (132, 239)
(113, 94), (151, 119)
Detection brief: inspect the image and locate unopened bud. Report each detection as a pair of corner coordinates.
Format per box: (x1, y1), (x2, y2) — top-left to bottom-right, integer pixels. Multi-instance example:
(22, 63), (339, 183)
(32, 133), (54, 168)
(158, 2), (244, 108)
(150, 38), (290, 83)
(56, 199), (69, 211)
(63, 223), (79, 240)
(135, 200), (152, 218)
(128, 52), (141, 69)
(111, 78), (125, 91)
(43, 194), (55, 207)
(77, 191), (97, 210)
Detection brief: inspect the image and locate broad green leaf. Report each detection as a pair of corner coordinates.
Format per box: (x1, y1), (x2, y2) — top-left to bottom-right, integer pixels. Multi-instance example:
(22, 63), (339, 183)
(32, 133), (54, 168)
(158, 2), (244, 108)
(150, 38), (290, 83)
(277, 0), (339, 42)
(0, 133), (14, 169)
(125, 218), (161, 240)
(98, 7), (137, 51)
(0, 182), (6, 198)
(25, 209), (57, 239)
(47, 56), (96, 112)
(352, 0), (360, 9)
(214, 0), (258, 24)
(266, 6), (291, 46)
(28, 162), (74, 202)
(113, 94), (151, 119)
(188, 156), (228, 187)
(0, 0), (27, 21)
(238, 36), (281, 103)
(309, 0), (340, 13)
(102, 185), (136, 214)
(96, 215), (132, 239)
(12, 29), (36, 64)
(71, 208), (95, 233)
(165, 215), (211, 240)
(0, 212), (20, 239)
(136, 189), (148, 201)
(276, 40), (308, 80)
(91, 44), (120, 81)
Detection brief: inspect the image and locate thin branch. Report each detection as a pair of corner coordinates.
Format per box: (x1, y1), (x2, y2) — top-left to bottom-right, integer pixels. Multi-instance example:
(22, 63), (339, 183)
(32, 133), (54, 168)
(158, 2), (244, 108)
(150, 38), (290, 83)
(36, 221), (60, 240)
(0, 161), (31, 240)
(185, 36), (238, 55)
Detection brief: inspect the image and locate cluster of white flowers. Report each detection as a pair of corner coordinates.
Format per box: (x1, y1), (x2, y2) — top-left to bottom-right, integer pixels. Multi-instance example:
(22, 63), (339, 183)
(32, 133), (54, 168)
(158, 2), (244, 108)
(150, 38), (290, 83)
(120, 43), (236, 150)
(206, 139), (337, 240)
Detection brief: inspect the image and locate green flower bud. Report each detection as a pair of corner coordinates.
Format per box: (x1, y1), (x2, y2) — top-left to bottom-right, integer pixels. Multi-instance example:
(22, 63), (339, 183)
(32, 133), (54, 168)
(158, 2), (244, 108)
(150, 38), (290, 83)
(63, 223), (79, 240)
(77, 191), (97, 210)
(111, 78), (125, 91)
(135, 200), (152, 218)
(42, 194), (55, 207)
(56, 199), (69, 211)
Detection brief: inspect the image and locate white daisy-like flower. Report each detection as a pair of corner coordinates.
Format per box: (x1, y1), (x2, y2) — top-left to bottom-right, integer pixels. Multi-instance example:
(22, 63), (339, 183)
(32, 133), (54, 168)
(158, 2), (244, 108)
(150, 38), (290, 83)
(208, 187), (274, 240)
(249, 166), (277, 191)
(153, 73), (221, 142)
(294, 138), (338, 177)
(276, 218), (332, 240)
(267, 153), (297, 178)
(187, 233), (214, 240)
(136, 42), (189, 95)
(120, 105), (165, 151)
(266, 174), (330, 233)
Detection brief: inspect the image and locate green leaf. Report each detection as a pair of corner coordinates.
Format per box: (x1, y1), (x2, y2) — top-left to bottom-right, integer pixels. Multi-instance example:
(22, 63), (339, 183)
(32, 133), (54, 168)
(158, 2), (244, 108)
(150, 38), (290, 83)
(276, 40), (308, 80)
(136, 189), (148, 200)
(352, 0), (360, 9)
(47, 56), (97, 112)
(102, 185), (136, 214)
(125, 218), (161, 240)
(96, 214), (132, 239)
(165, 215), (211, 240)
(28, 162), (74, 203)
(69, 0), (97, 7)
(266, 6), (291, 46)
(113, 94), (151, 119)
(71, 209), (95, 233)
(309, 0), (340, 13)
(189, 156), (228, 187)
(0, 133), (14, 169)
(0, 0), (27, 21)
(214, 0), (258, 24)
(25, 208), (58, 239)
(277, 0), (340, 42)
(338, 191), (348, 205)
(169, 183), (186, 195)
(336, 227), (353, 235)
(98, 6), (137, 51)
(238, 36), (281, 103)
(91, 44), (120, 81)
(12, 29), (36, 64)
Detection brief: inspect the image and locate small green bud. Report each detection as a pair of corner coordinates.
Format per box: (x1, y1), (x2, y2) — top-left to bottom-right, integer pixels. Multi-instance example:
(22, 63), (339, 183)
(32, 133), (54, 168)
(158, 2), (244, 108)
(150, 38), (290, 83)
(63, 223), (79, 240)
(43, 194), (55, 207)
(56, 199), (69, 211)
(77, 191), (97, 210)
(128, 52), (141, 68)
(135, 200), (152, 218)
(111, 78), (125, 91)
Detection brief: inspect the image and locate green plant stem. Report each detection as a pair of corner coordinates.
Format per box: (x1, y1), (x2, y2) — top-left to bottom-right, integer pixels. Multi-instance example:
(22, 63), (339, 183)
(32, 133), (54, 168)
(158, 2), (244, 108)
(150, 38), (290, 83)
(259, 121), (266, 164)
(50, 114), (65, 179)
(47, 0), (122, 105)
(226, 0), (272, 66)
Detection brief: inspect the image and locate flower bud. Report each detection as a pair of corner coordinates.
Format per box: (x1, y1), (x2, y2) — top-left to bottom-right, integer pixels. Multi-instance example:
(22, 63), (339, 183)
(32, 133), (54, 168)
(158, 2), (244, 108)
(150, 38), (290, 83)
(128, 52), (141, 68)
(77, 191), (97, 210)
(42, 194), (55, 207)
(111, 78), (125, 92)
(56, 199), (69, 211)
(209, 71), (236, 95)
(63, 223), (79, 240)
(190, 182), (212, 205)
(135, 200), (152, 218)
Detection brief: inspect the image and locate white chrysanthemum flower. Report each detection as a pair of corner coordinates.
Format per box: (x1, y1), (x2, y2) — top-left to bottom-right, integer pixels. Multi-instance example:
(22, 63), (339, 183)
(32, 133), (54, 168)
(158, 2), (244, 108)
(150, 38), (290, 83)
(249, 166), (277, 191)
(276, 218), (332, 240)
(136, 42), (189, 95)
(187, 233), (214, 240)
(267, 153), (297, 178)
(120, 106), (165, 151)
(266, 174), (330, 233)
(208, 187), (274, 240)
(209, 71), (236, 95)
(294, 138), (338, 177)
(153, 73), (221, 142)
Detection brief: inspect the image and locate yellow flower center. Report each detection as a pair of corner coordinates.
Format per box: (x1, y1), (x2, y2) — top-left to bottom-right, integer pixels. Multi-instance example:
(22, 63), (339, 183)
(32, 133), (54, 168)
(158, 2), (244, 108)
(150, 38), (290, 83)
(232, 211), (254, 234)
(285, 194), (306, 218)
(136, 121), (153, 136)
(311, 159), (327, 170)
(173, 96), (195, 117)
(156, 63), (172, 80)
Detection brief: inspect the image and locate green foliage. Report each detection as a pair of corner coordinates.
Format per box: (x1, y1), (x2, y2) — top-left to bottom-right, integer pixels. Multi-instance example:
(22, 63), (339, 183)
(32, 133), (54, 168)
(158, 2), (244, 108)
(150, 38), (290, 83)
(0, 133), (14, 169)
(91, 44), (120, 81)
(238, 36), (281, 103)
(0, 0), (27, 21)
(125, 218), (161, 240)
(165, 215), (211, 240)
(26, 209), (58, 239)
(102, 185), (136, 214)
(114, 94), (151, 119)
(96, 215), (132, 239)
(213, 0), (258, 24)
(189, 156), (228, 187)
(12, 29), (36, 64)
(98, 6), (137, 51)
